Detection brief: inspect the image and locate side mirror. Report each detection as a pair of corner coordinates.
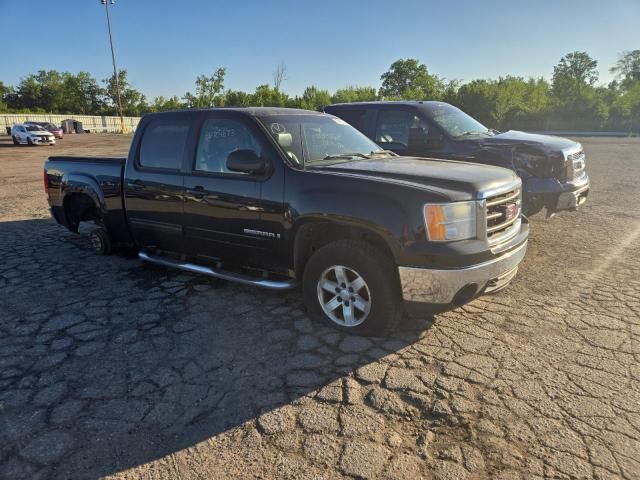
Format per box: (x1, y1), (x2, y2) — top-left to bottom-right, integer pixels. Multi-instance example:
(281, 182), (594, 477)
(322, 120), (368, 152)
(226, 149), (268, 175)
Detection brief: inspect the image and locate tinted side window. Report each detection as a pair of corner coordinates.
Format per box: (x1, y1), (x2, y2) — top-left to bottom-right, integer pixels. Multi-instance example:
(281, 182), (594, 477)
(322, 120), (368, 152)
(332, 109), (367, 134)
(194, 118), (263, 174)
(139, 120), (189, 170)
(375, 110), (429, 147)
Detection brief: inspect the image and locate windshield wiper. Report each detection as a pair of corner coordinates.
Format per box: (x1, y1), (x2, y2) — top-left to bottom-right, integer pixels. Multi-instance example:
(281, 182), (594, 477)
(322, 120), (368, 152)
(322, 153), (370, 160)
(368, 150), (398, 157)
(454, 131), (491, 138)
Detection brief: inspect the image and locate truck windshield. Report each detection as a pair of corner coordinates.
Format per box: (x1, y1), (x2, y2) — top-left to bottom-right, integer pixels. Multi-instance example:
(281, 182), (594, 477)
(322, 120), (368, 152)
(257, 114), (387, 166)
(426, 103), (491, 137)
(25, 125), (46, 132)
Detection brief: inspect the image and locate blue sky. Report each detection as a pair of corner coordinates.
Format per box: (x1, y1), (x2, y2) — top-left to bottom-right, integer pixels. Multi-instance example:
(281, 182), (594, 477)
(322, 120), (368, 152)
(1, 0), (639, 98)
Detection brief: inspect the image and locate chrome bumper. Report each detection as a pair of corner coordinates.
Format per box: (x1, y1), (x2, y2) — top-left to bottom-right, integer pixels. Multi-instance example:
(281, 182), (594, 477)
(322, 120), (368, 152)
(398, 240), (528, 304)
(556, 174), (590, 211)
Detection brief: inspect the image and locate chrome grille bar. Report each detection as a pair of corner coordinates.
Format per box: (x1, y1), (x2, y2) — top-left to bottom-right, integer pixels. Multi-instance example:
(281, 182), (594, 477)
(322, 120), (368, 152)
(484, 186), (522, 245)
(486, 190), (520, 207)
(487, 215), (518, 234)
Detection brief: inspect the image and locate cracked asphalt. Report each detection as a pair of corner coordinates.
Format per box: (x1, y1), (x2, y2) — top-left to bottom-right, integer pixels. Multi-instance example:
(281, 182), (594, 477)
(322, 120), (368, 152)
(0, 134), (639, 479)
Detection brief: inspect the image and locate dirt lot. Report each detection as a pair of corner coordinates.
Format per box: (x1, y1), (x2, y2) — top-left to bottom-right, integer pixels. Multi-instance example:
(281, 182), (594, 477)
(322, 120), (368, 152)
(0, 133), (639, 479)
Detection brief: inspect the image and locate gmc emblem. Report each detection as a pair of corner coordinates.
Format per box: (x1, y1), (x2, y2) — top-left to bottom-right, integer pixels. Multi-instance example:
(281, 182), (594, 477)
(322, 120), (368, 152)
(505, 203), (518, 221)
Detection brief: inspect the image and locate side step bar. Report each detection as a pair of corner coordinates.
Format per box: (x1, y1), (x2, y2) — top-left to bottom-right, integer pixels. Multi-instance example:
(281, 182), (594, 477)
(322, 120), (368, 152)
(138, 251), (297, 291)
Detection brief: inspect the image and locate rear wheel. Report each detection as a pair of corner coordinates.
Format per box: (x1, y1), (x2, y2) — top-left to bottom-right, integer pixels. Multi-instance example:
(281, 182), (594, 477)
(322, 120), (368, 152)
(12, 136), (19, 145)
(89, 228), (112, 255)
(302, 239), (402, 336)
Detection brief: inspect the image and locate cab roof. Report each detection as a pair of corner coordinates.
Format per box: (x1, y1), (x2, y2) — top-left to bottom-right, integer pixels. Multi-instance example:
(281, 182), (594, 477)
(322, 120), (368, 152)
(147, 107), (328, 118)
(326, 100), (447, 108)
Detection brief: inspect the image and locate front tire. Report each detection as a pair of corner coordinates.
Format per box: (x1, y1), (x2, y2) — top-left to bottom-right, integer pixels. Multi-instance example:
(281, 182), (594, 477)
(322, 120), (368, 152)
(302, 239), (402, 336)
(12, 136), (19, 145)
(27, 138), (34, 146)
(89, 228), (112, 255)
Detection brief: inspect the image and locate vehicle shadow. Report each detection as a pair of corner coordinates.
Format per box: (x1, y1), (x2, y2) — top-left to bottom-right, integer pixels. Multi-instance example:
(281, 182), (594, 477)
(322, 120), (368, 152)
(0, 218), (432, 479)
(0, 135), (20, 148)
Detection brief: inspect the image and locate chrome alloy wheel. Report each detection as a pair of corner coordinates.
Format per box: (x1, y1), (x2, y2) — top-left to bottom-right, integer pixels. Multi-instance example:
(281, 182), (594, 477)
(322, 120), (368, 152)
(316, 265), (371, 327)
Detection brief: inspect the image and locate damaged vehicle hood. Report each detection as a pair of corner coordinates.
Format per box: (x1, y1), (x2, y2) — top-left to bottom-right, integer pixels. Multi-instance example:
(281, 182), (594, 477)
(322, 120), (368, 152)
(470, 130), (578, 154)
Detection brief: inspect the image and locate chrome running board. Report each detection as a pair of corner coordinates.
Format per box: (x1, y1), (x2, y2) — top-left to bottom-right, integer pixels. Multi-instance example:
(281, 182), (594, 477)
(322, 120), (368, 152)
(138, 251), (297, 291)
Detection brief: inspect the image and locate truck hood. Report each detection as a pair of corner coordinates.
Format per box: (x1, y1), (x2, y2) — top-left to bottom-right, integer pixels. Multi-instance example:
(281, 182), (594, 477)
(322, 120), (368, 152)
(474, 130), (577, 153)
(312, 157), (519, 201)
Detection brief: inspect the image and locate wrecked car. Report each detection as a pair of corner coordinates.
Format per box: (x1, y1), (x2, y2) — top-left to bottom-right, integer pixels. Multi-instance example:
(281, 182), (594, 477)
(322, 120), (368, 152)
(324, 101), (590, 216)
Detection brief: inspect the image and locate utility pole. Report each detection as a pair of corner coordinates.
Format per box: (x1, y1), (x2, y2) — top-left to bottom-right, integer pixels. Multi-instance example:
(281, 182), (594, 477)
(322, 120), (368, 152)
(101, 0), (125, 134)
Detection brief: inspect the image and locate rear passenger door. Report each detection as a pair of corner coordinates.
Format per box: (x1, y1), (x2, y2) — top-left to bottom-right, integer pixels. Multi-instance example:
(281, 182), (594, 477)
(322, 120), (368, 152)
(124, 115), (195, 254)
(182, 111), (275, 266)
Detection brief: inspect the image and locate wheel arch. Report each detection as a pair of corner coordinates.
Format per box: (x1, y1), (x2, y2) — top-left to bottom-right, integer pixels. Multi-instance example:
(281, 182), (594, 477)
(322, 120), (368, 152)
(292, 218), (398, 279)
(61, 173), (106, 232)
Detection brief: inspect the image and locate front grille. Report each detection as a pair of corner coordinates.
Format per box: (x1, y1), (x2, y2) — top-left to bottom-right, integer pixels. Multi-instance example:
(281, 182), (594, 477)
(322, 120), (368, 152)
(485, 187), (521, 244)
(564, 149), (586, 181)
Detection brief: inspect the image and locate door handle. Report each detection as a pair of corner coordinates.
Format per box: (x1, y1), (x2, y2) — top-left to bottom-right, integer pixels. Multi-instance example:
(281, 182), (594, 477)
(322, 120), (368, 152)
(129, 179), (144, 190)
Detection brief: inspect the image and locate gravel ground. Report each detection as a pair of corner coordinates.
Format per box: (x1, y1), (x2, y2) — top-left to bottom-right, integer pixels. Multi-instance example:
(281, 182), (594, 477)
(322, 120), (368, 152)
(0, 134), (639, 479)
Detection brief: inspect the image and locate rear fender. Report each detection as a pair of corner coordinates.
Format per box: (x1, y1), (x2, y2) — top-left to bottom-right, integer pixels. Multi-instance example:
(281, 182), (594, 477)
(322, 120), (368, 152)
(60, 173), (107, 227)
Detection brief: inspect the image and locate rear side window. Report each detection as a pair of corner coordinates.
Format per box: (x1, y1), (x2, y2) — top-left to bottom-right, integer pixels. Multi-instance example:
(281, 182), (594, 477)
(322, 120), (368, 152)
(139, 120), (189, 170)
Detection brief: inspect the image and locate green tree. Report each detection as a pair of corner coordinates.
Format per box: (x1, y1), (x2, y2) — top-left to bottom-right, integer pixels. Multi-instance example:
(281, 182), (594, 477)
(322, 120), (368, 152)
(150, 95), (184, 112)
(608, 79), (640, 132)
(454, 77), (551, 130)
(379, 58), (444, 99)
(551, 51), (599, 99)
(610, 50), (640, 87)
(60, 72), (105, 114)
(250, 84), (288, 107)
(103, 70), (148, 116)
(13, 70), (65, 112)
(287, 86), (331, 110)
(224, 90), (251, 107)
(0, 81), (13, 112)
(331, 86), (378, 103)
(184, 67), (226, 108)
(550, 52), (606, 130)
(301, 85), (331, 110)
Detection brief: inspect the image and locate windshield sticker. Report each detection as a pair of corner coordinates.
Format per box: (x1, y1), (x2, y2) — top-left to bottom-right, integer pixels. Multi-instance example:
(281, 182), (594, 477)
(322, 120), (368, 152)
(270, 123), (286, 134)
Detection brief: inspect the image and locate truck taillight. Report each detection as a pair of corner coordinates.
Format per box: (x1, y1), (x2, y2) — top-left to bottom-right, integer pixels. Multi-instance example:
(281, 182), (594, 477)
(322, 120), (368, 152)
(43, 170), (49, 194)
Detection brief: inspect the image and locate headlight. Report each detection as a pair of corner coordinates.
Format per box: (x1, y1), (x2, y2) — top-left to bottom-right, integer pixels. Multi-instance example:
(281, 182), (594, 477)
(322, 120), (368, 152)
(424, 201), (477, 242)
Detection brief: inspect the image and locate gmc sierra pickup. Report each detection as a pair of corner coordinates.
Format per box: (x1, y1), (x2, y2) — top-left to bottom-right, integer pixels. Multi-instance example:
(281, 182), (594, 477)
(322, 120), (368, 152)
(44, 107), (528, 335)
(324, 101), (590, 217)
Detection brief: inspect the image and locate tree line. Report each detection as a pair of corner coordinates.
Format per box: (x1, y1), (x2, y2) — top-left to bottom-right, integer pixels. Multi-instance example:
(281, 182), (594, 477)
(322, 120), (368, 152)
(1, 50), (639, 133)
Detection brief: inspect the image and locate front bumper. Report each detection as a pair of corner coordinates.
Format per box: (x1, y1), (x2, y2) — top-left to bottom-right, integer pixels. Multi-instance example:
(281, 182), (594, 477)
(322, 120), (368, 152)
(554, 173), (589, 211)
(523, 172), (590, 215)
(32, 136), (55, 145)
(398, 237), (527, 306)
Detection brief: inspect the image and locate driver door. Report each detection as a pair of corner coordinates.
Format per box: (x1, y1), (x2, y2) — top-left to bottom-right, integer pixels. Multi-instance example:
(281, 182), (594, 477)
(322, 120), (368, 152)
(182, 111), (274, 266)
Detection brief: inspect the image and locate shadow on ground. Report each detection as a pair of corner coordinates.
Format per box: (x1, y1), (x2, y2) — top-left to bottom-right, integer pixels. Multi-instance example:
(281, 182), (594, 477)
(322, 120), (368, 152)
(0, 218), (431, 479)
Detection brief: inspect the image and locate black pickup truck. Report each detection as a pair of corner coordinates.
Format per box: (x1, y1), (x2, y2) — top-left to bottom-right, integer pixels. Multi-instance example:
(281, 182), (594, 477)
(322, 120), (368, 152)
(324, 101), (590, 217)
(44, 107), (528, 335)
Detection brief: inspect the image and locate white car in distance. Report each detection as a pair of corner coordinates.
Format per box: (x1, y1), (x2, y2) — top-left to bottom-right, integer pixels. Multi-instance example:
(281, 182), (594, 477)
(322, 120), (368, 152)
(11, 124), (56, 146)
